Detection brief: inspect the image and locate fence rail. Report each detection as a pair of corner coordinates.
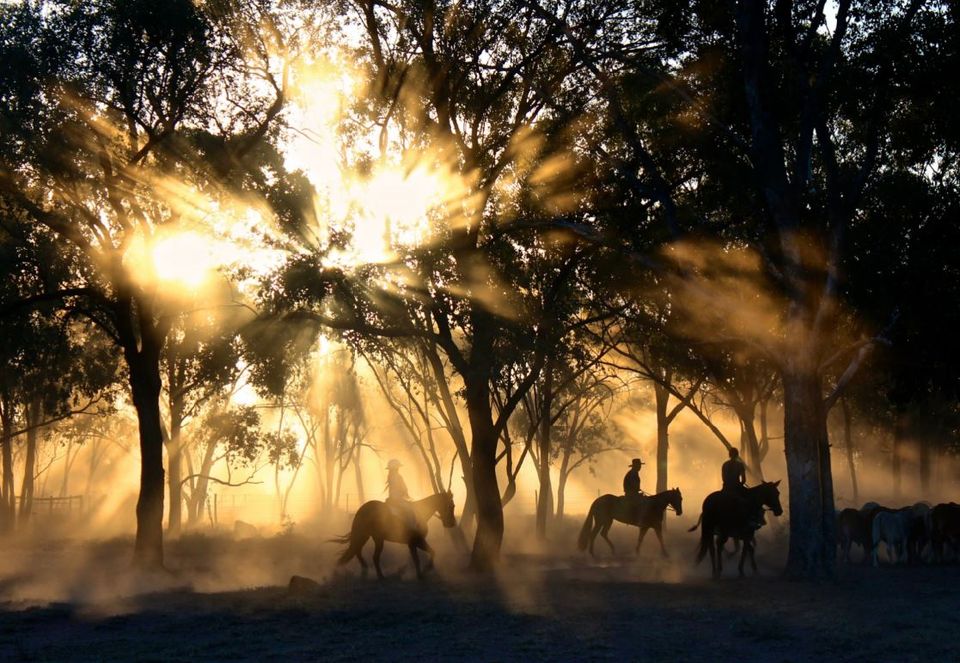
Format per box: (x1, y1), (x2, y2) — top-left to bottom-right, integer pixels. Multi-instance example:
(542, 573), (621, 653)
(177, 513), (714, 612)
(14, 495), (85, 514)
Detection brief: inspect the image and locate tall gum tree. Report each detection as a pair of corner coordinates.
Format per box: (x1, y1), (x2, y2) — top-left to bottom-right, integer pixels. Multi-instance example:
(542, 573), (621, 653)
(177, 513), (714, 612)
(263, 0), (657, 570)
(0, 0), (290, 566)
(540, 0), (942, 578)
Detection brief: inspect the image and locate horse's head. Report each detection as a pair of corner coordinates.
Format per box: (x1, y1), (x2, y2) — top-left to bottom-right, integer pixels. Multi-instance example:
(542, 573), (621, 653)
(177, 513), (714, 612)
(437, 490), (457, 528)
(668, 487), (683, 516)
(761, 480), (783, 516)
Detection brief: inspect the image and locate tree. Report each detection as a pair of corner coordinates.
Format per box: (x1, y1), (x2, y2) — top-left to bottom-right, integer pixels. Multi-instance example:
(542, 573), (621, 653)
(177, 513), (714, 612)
(162, 316), (244, 533)
(0, 217), (119, 531)
(561, 0), (947, 577)
(261, 0), (659, 569)
(0, 0), (289, 565)
(550, 369), (628, 522)
(184, 404), (267, 525)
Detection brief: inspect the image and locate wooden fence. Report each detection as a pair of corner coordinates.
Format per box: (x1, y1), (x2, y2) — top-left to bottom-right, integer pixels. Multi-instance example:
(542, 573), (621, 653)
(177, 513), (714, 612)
(14, 495), (85, 515)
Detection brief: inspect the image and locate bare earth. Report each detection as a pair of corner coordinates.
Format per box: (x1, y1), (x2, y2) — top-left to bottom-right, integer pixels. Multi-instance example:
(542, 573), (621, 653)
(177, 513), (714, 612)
(0, 526), (957, 662)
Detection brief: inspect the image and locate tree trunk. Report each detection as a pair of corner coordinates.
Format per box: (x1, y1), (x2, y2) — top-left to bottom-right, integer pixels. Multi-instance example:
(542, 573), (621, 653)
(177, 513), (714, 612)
(18, 399), (41, 525)
(166, 395), (184, 535)
(0, 402), (15, 533)
(322, 406), (333, 513)
(737, 408), (766, 483)
(128, 352), (166, 568)
(556, 448), (571, 522)
(353, 444), (365, 504)
(781, 365), (835, 579)
(465, 374), (502, 571)
(840, 397), (858, 505)
(188, 438), (217, 525)
(918, 421), (931, 494)
(423, 344), (475, 526)
(459, 465), (478, 529)
(758, 397), (770, 461)
(535, 363), (554, 540)
(892, 410), (907, 499)
(654, 382), (669, 494)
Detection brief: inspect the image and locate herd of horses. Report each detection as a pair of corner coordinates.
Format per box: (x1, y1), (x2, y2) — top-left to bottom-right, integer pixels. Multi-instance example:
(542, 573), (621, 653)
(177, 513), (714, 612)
(330, 480), (786, 580)
(837, 501), (960, 566)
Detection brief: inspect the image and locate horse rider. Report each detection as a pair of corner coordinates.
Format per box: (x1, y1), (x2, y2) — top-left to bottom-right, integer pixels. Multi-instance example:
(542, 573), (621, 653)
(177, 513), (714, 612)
(623, 458), (645, 517)
(721, 448), (747, 494)
(385, 459), (419, 530)
(624, 458), (644, 496)
(722, 448), (763, 529)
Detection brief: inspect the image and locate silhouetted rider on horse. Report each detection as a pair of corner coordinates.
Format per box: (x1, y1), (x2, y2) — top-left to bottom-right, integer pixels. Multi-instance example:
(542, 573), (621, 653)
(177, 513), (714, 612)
(386, 459), (419, 530)
(623, 458), (645, 518)
(722, 448), (746, 493)
(623, 458), (644, 495)
(721, 448), (763, 529)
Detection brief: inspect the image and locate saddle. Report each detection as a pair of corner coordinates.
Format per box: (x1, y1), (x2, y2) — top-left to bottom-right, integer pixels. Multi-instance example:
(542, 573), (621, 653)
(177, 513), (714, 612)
(717, 487), (764, 531)
(386, 499), (423, 533)
(623, 492), (648, 521)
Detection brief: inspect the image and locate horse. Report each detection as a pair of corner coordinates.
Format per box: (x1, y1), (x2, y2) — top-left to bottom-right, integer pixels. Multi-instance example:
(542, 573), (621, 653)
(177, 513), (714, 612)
(577, 488), (683, 558)
(901, 502), (932, 564)
(690, 480), (783, 579)
(871, 509), (911, 566)
(332, 491), (457, 579)
(931, 502), (960, 562)
(836, 508), (871, 564)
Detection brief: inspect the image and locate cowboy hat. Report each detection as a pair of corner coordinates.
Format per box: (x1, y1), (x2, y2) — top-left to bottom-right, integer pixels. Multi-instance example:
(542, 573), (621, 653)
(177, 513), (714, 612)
(628, 458), (644, 467)
(386, 459), (403, 470)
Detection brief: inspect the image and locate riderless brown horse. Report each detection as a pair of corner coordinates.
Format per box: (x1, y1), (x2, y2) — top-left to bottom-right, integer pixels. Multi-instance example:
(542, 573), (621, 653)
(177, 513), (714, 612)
(332, 491), (456, 579)
(577, 488), (684, 557)
(689, 480), (783, 578)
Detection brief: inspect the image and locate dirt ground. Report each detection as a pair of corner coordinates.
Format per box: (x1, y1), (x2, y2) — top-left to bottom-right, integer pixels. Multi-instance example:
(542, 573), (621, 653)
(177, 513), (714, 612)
(0, 521), (957, 662)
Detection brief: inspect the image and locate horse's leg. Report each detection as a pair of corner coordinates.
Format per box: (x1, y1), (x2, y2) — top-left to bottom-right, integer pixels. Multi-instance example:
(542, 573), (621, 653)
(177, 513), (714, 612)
(705, 533), (714, 576)
(653, 526), (669, 558)
(636, 527), (649, 554)
(738, 539), (747, 577)
(600, 521), (615, 554)
(417, 538), (435, 572)
(589, 520), (601, 557)
(715, 535), (725, 578)
(373, 538), (385, 579)
(356, 545), (369, 578)
(409, 543), (423, 579)
(750, 539), (759, 574)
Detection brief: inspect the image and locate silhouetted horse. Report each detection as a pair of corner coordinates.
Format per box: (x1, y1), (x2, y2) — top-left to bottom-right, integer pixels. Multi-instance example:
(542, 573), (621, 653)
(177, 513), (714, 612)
(931, 502), (960, 562)
(872, 509), (911, 566)
(836, 508), (871, 563)
(577, 488), (683, 557)
(690, 481), (783, 578)
(332, 491), (456, 579)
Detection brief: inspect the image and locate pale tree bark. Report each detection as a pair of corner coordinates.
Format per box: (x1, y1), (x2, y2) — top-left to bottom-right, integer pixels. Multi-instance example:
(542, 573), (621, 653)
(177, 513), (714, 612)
(535, 359), (554, 539)
(18, 399), (42, 525)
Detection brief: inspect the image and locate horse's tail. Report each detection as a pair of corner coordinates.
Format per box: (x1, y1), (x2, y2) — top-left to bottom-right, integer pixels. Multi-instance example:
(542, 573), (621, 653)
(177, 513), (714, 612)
(577, 501), (598, 551)
(692, 513), (712, 565)
(327, 533), (354, 565)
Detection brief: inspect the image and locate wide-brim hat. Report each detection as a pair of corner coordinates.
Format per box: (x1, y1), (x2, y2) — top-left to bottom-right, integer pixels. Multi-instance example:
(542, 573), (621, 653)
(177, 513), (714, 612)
(629, 458), (644, 467)
(386, 459), (403, 470)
